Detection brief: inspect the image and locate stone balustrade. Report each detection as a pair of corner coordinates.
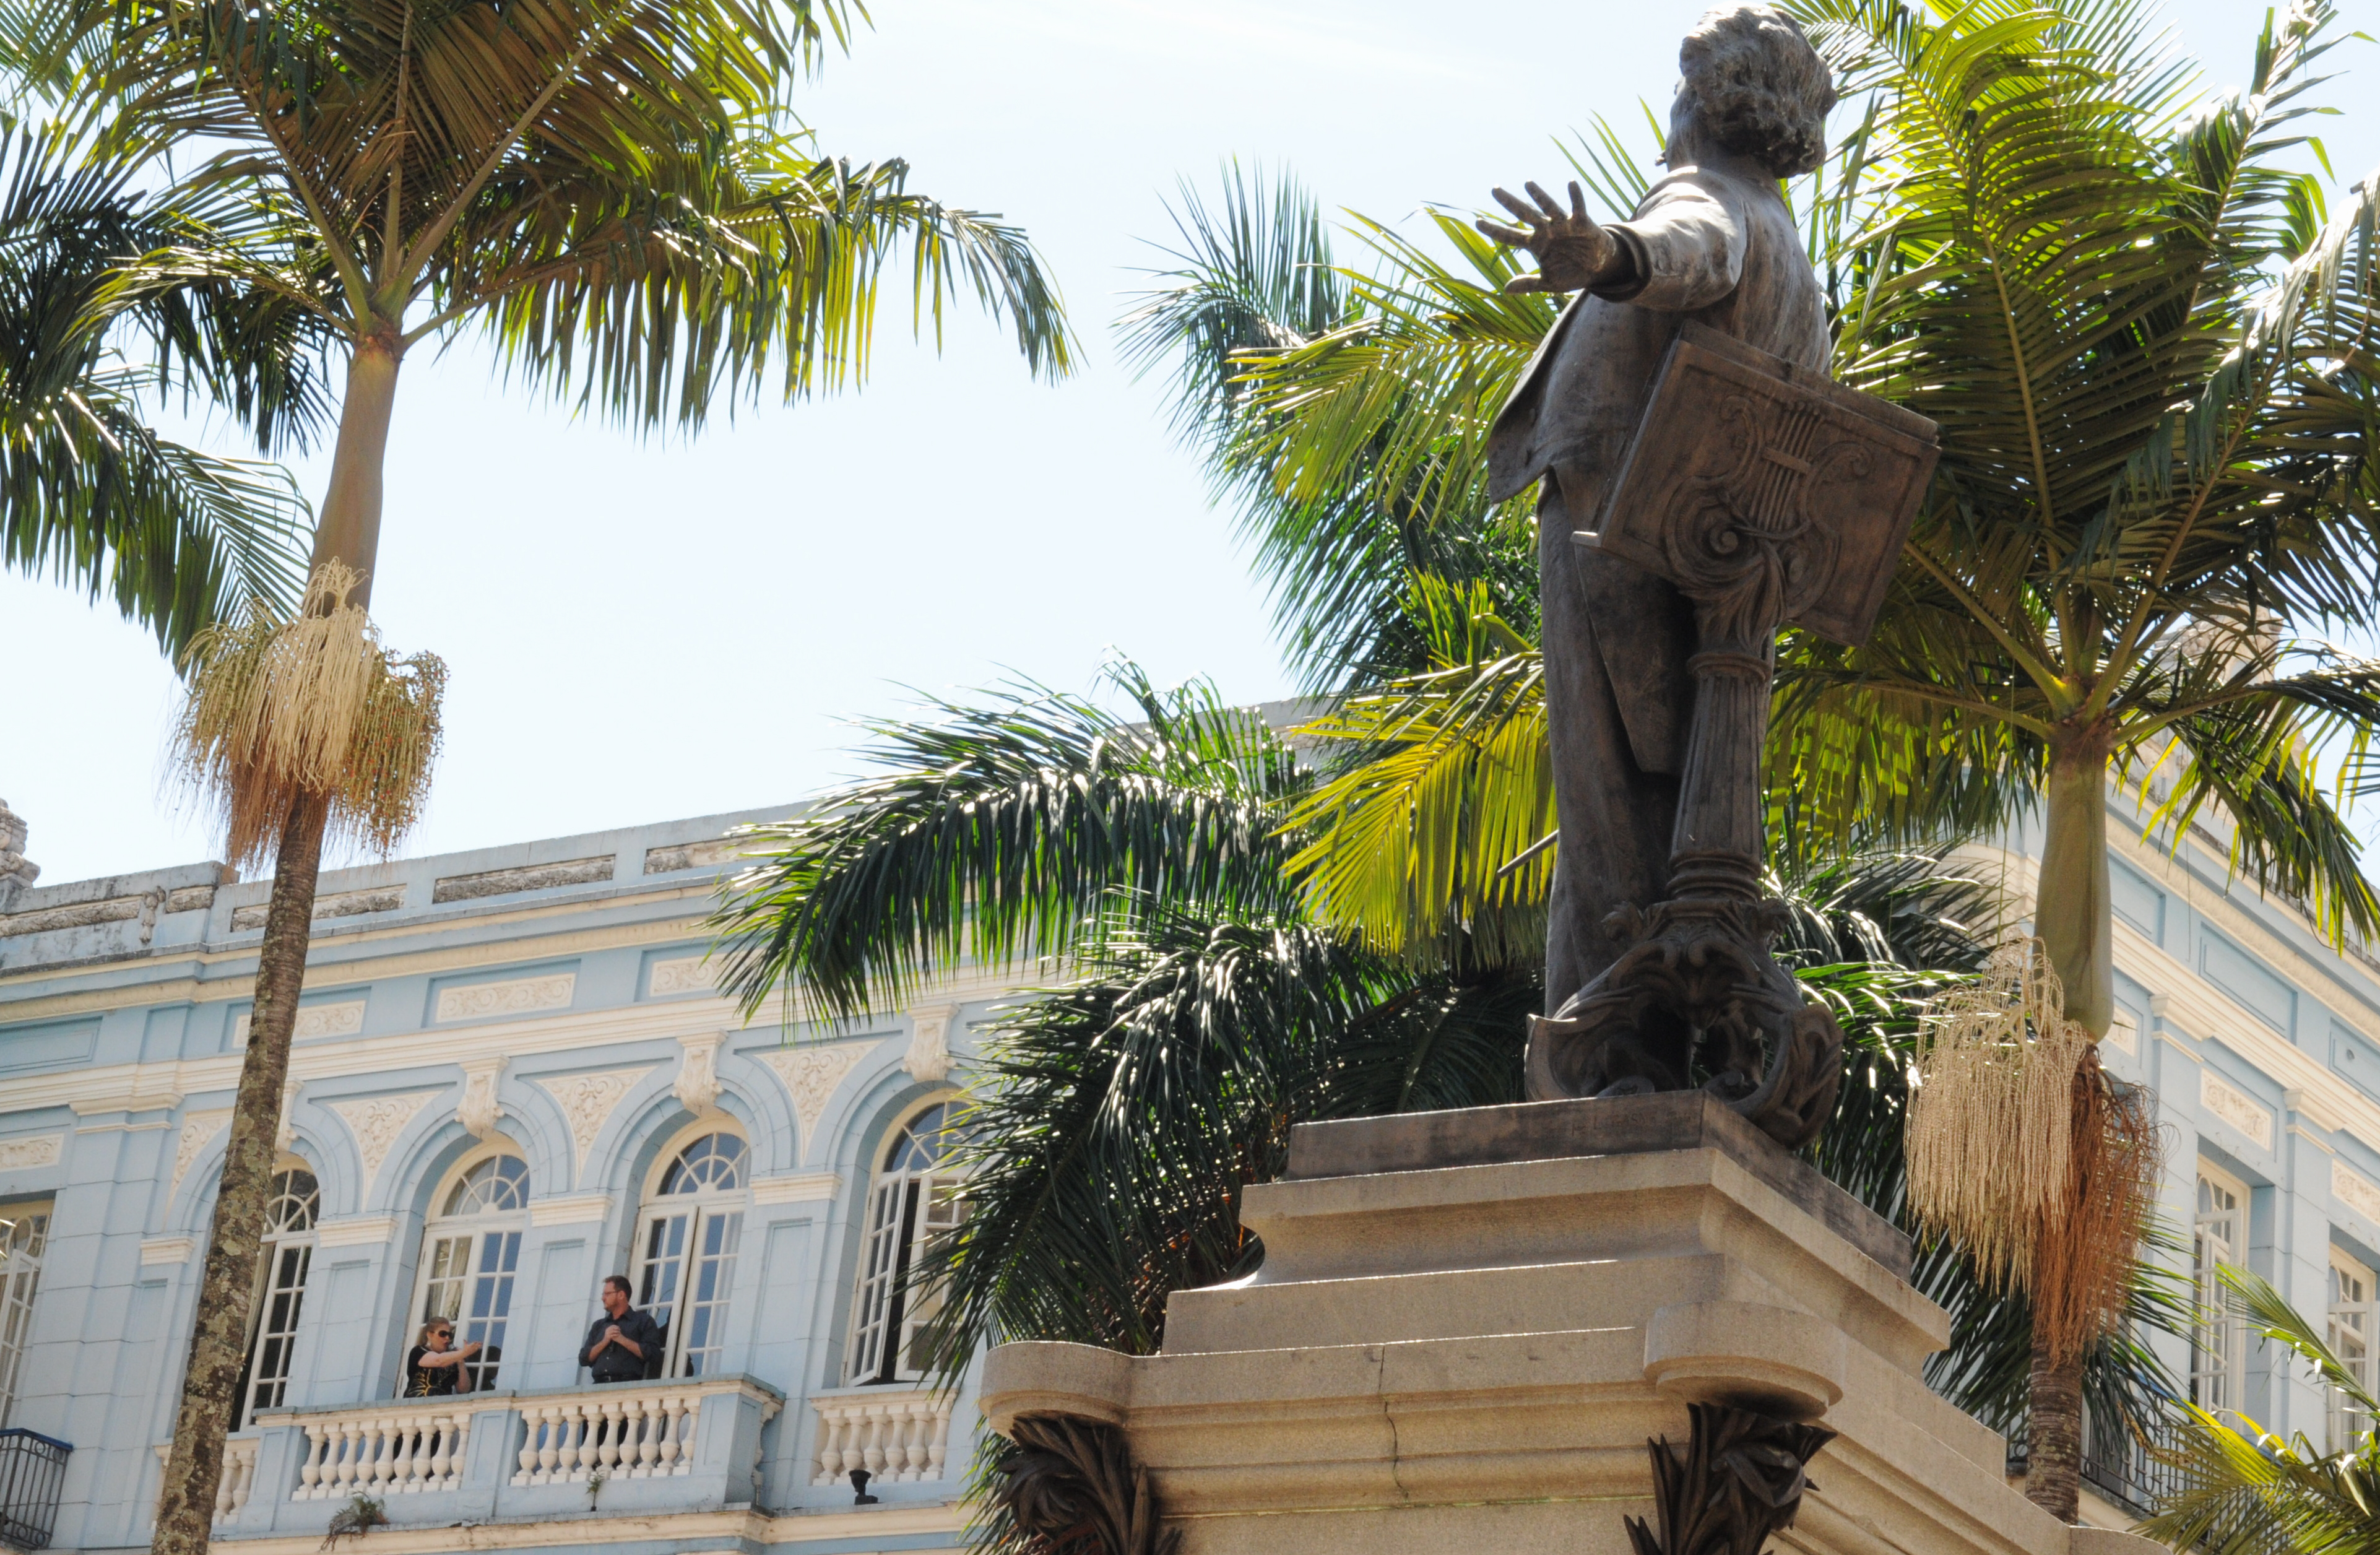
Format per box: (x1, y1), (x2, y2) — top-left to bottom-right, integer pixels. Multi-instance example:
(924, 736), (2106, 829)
(808, 1387), (954, 1485)
(290, 1400), (474, 1499)
(511, 1385), (702, 1485)
(150, 1437), (259, 1520)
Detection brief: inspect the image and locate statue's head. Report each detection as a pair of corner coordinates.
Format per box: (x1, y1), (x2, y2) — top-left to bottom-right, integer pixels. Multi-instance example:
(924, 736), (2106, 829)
(1670, 4), (1837, 178)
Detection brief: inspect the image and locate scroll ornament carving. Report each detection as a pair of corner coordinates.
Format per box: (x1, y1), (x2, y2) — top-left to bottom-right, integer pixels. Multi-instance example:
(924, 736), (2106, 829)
(326, 1091), (441, 1192)
(904, 1005), (956, 1085)
(988, 1414), (1179, 1555)
(754, 1042), (874, 1150)
(172, 1111), (233, 1195)
(434, 972), (575, 1023)
(533, 1067), (655, 1178)
(274, 1078), (301, 1153)
(1623, 1401), (1833, 1555)
(0, 1133), (63, 1172)
(676, 1033), (725, 1114)
(457, 1059), (507, 1140)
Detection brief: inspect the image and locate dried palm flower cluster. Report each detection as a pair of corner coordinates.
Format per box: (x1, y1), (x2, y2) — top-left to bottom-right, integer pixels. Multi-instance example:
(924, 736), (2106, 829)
(1907, 937), (2162, 1361)
(171, 563), (446, 868)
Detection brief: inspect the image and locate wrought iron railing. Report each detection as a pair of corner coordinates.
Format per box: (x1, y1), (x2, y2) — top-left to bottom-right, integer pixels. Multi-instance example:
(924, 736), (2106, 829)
(0, 1426), (71, 1550)
(2005, 1401), (2186, 1520)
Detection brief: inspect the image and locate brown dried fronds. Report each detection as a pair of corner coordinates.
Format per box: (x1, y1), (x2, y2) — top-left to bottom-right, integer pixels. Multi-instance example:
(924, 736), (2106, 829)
(1905, 935), (2092, 1291)
(2033, 1055), (2164, 1366)
(173, 563), (446, 869)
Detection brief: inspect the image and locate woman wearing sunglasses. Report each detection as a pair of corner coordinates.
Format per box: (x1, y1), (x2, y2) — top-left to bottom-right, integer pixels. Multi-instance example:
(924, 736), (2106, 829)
(403, 1320), (483, 1397)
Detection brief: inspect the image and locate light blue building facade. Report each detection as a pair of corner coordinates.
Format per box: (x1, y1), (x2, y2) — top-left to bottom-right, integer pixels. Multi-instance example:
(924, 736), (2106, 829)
(0, 806), (997, 1554)
(11, 784), (2380, 1545)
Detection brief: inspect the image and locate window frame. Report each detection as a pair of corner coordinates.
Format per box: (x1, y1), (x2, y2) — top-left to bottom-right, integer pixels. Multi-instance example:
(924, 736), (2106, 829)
(844, 1099), (966, 1387)
(234, 1166), (320, 1429)
(2192, 1163), (2249, 1415)
(2330, 1245), (2376, 1453)
(0, 1203), (52, 1427)
(631, 1127), (750, 1380)
(405, 1144), (530, 1395)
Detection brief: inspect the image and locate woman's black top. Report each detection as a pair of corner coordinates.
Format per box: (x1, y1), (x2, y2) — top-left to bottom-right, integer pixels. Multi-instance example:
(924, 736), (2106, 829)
(404, 1346), (458, 1397)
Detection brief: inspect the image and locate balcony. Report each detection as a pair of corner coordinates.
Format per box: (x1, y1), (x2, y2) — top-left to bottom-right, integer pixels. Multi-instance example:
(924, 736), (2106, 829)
(807, 1386), (958, 1489)
(0, 1428), (71, 1551)
(197, 1375), (782, 1540)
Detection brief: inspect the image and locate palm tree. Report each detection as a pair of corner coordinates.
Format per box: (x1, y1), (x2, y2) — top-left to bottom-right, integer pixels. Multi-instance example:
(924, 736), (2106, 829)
(706, 662), (2186, 1555)
(0, 125), (314, 652)
(27, 0), (1076, 1541)
(1125, 0), (2380, 1522)
(2141, 1265), (2380, 1551)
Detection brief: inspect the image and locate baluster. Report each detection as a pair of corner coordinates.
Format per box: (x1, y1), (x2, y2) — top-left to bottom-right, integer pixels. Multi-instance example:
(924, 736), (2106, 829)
(899, 1400), (930, 1481)
(371, 1419), (399, 1495)
(814, 1406), (845, 1486)
(326, 1421), (360, 1497)
(446, 1416), (471, 1491)
(514, 1409), (543, 1485)
(880, 1405), (909, 1483)
(533, 1405), (563, 1484)
(563, 1402), (594, 1481)
(597, 1397), (625, 1474)
(859, 1402), (889, 1478)
(837, 1403), (867, 1481)
(411, 1416), (437, 1491)
(657, 1395), (689, 1475)
(428, 1415), (453, 1487)
(925, 1400), (951, 1481)
(297, 1424), (326, 1499)
(630, 1394), (662, 1478)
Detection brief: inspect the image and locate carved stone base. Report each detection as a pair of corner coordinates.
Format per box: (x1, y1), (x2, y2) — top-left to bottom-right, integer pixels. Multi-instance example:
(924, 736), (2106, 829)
(1526, 896), (1843, 1150)
(982, 1095), (2162, 1555)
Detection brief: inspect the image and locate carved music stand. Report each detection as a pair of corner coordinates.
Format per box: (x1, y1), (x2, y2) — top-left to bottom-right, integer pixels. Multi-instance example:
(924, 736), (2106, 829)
(1527, 321), (1939, 1150)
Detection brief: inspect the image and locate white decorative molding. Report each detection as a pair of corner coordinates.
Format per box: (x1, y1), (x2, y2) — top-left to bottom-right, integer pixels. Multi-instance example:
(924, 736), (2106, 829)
(434, 973), (576, 1024)
(752, 1041), (877, 1158)
(325, 1091), (441, 1192)
(172, 1110), (233, 1197)
(139, 1236), (196, 1265)
(0, 1133), (63, 1172)
(2338, 1160), (2380, 1228)
(275, 1078), (301, 1153)
(2147, 992), (2172, 1019)
(314, 1214), (400, 1248)
(2105, 1011), (2139, 1057)
(457, 1057), (507, 1140)
(527, 1192), (615, 1226)
(532, 1067), (654, 1180)
(233, 998), (366, 1049)
(2202, 1069), (2275, 1153)
(751, 1172), (843, 1206)
(904, 1005), (957, 1085)
(675, 1031), (726, 1114)
(647, 955), (717, 997)
(2287, 1086), (2347, 1137)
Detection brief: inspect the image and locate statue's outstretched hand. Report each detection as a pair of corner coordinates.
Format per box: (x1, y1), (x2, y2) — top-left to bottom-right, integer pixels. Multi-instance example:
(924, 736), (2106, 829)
(1477, 181), (1616, 295)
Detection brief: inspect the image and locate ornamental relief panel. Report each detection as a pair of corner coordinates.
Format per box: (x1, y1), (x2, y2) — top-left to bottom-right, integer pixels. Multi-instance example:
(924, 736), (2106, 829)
(532, 1067), (656, 1182)
(325, 1091), (443, 1194)
(753, 1041), (880, 1159)
(433, 972), (576, 1024)
(0, 1133), (63, 1172)
(171, 1111), (233, 1197)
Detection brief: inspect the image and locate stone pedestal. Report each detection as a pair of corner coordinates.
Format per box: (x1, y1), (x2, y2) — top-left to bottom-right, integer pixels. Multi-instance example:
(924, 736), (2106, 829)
(979, 1093), (2157, 1555)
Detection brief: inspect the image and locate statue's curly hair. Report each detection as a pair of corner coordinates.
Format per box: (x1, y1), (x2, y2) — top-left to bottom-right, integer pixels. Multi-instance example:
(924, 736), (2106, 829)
(1679, 4), (1837, 178)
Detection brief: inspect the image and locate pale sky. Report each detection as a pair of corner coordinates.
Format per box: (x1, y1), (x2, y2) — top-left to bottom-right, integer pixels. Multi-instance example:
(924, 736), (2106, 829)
(2, 0), (2368, 887)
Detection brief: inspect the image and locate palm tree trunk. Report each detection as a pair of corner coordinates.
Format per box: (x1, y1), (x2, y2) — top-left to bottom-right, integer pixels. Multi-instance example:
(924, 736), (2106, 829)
(310, 332), (402, 607)
(2025, 1325), (2084, 1522)
(150, 336), (400, 1554)
(150, 792), (327, 1555)
(2037, 741), (2113, 1038)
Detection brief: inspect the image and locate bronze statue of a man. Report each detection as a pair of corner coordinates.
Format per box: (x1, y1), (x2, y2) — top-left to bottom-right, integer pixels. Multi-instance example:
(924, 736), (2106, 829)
(1480, 4), (1837, 1026)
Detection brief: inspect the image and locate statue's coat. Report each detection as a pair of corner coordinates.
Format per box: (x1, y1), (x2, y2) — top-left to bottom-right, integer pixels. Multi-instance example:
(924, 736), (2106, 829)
(1489, 163), (1830, 1012)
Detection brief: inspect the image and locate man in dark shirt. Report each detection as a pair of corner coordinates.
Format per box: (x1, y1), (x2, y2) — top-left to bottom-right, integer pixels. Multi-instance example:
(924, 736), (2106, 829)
(579, 1275), (664, 1382)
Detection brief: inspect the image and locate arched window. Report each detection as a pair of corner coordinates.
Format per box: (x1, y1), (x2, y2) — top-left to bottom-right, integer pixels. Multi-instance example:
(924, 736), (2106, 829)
(235, 1167), (319, 1427)
(0, 1206), (51, 1426)
(633, 1132), (747, 1377)
(407, 1153), (527, 1393)
(845, 1102), (965, 1386)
